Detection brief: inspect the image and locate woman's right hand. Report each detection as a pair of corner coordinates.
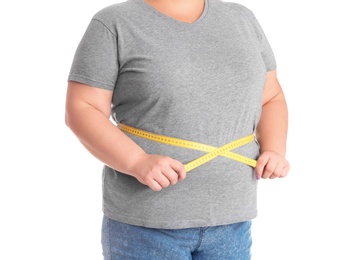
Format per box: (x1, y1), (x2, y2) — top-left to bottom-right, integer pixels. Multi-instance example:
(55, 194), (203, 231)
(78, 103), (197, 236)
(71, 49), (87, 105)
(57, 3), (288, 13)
(130, 154), (187, 191)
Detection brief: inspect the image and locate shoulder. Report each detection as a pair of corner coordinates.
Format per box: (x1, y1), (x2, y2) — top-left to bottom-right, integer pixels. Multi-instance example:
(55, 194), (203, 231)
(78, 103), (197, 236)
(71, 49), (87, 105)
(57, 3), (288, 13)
(215, 0), (262, 30)
(211, 0), (259, 26)
(92, 1), (137, 25)
(214, 0), (254, 16)
(86, 0), (137, 36)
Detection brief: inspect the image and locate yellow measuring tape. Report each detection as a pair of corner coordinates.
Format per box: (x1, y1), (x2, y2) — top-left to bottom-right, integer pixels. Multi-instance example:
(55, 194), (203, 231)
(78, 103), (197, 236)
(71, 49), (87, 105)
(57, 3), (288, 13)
(118, 123), (257, 172)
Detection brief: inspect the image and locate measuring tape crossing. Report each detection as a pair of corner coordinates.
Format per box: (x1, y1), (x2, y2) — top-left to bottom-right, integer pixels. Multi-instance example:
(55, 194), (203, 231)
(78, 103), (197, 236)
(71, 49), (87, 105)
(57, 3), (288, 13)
(117, 123), (257, 172)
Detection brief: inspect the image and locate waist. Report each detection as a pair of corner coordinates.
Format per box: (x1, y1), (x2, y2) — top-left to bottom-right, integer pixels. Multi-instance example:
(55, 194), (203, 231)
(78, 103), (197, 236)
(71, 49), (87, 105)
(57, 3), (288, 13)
(117, 123), (257, 172)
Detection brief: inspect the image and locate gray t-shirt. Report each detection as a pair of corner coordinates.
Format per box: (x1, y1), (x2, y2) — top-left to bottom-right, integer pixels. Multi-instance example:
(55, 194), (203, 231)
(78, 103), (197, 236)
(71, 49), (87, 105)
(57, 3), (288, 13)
(68, 0), (276, 229)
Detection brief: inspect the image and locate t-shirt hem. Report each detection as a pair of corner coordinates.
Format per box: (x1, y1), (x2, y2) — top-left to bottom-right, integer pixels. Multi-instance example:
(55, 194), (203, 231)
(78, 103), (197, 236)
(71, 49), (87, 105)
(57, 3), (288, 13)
(103, 209), (258, 229)
(68, 74), (114, 91)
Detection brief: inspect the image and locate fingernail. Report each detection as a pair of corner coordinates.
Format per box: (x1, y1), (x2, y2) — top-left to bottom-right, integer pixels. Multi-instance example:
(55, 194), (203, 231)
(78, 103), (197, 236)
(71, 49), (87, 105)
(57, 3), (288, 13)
(256, 175), (260, 180)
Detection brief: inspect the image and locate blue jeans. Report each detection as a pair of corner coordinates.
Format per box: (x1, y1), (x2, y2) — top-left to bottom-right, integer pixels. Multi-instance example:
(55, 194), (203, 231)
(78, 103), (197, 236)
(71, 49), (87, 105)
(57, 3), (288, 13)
(102, 215), (252, 260)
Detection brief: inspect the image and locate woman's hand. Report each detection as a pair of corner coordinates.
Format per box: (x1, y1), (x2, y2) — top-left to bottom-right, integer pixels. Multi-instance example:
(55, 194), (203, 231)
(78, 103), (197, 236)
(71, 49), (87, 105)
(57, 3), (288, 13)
(255, 151), (290, 180)
(130, 154), (187, 191)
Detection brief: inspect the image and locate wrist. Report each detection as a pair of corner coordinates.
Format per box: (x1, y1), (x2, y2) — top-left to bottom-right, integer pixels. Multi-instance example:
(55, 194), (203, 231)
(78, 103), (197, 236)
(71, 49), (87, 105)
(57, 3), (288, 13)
(122, 152), (148, 177)
(260, 149), (286, 158)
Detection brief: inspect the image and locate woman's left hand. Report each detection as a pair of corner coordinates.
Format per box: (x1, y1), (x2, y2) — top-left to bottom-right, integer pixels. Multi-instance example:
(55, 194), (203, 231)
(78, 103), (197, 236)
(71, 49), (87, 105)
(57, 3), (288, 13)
(255, 151), (290, 180)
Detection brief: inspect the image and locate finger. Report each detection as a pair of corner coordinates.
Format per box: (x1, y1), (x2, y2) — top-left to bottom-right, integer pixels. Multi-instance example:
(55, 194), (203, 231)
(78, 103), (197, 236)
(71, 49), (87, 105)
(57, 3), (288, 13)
(154, 173), (171, 189)
(162, 167), (179, 185)
(269, 163), (284, 179)
(170, 159), (187, 181)
(147, 179), (163, 192)
(255, 154), (269, 179)
(280, 164), (290, 178)
(262, 159), (278, 179)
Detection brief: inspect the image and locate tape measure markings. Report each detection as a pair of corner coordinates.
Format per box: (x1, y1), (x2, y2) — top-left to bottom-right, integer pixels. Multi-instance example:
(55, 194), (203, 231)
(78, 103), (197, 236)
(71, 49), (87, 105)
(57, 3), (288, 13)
(118, 123), (257, 172)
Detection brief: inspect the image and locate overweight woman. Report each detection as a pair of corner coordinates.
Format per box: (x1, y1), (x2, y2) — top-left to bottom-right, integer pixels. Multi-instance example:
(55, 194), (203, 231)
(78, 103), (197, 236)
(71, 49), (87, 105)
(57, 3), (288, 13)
(65, 0), (290, 259)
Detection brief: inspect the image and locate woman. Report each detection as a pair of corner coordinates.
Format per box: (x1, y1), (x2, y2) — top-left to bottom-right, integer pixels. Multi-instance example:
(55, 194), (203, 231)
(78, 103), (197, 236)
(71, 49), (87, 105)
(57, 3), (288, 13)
(65, 0), (289, 259)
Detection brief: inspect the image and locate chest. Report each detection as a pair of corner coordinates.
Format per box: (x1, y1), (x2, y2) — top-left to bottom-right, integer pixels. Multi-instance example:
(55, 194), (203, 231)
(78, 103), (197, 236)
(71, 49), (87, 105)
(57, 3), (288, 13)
(113, 18), (267, 108)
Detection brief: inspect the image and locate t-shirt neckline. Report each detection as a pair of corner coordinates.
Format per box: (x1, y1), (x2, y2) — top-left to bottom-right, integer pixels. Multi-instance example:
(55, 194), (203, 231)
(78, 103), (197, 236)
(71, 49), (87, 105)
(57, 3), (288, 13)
(133, 0), (209, 28)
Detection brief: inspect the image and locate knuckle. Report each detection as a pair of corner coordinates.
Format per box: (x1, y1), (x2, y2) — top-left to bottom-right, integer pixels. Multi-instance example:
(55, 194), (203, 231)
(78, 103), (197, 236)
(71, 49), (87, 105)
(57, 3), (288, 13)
(273, 171), (281, 177)
(143, 178), (151, 186)
(162, 156), (171, 163)
(182, 170), (187, 178)
(256, 157), (266, 165)
(178, 163), (185, 171)
(143, 174), (153, 184)
(162, 180), (170, 188)
(265, 166), (275, 173)
(169, 174), (178, 183)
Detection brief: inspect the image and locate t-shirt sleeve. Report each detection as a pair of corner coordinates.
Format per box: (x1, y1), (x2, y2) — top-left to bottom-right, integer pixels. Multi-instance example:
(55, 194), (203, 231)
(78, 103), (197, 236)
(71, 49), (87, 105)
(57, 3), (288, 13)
(68, 19), (119, 90)
(247, 10), (277, 71)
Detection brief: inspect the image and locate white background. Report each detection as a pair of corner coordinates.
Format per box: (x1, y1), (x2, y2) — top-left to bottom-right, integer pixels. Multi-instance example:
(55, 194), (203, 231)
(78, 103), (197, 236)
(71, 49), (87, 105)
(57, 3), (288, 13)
(1, 0), (358, 259)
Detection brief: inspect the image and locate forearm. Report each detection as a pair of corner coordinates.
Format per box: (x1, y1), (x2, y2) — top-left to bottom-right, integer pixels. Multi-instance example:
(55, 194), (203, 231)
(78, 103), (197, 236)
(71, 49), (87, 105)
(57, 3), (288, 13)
(256, 93), (288, 157)
(66, 105), (145, 175)
(65, 81), (186, 191)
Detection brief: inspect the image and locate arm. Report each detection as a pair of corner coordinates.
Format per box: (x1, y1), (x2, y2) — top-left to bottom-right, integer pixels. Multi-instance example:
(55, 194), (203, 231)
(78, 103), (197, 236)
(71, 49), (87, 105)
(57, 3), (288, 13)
(65, 81), (186, 191)
(255, 70), (290, 179)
